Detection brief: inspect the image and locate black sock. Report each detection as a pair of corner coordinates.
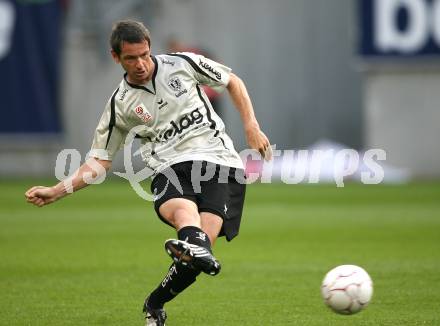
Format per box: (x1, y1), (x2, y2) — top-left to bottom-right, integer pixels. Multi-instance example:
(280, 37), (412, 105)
(147, 226), (211, 309)
(147, 262), (200, 309)
(177, 225), (212, 252)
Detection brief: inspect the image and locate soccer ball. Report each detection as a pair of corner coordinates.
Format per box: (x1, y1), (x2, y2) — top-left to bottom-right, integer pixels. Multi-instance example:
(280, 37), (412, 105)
(321, 264), (373, 315)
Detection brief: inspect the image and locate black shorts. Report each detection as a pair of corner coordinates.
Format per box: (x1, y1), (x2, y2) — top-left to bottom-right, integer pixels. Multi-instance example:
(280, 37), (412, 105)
(151, 161), (246, 241)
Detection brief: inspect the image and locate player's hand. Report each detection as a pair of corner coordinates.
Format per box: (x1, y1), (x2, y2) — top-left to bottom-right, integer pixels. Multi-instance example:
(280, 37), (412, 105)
(25, 186), (59, 207)
(245, 125), (272, 161)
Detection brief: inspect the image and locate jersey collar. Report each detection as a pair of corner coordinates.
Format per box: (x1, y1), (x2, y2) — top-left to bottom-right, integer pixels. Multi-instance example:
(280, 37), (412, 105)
(124, 55), (158, 94)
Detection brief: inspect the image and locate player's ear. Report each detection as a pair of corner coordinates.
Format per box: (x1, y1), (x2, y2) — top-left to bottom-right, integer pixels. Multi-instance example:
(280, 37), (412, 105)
(111, 49), (121, 64)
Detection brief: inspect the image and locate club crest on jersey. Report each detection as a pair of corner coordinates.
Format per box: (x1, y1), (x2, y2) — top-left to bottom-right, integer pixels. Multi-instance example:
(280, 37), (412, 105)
(168, 76), (182, 92)
(168, 76), (188, 97)
(133, 104), (152, 123)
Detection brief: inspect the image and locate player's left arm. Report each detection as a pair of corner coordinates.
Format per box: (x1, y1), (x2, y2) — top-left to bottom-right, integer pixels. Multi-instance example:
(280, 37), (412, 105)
(226, 72), (271, 160)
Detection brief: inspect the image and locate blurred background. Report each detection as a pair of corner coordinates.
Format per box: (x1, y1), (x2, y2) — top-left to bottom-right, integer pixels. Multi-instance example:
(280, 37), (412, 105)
(1, 0), (439, 180)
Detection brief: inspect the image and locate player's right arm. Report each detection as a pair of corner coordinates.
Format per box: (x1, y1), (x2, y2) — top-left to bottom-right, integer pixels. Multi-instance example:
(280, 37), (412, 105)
(25, 159), (112, 207)
(25, 87), (126, 208)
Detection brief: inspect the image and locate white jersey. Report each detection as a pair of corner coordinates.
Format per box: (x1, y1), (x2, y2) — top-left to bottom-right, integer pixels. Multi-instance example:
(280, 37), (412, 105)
(89, 52), (244, 174)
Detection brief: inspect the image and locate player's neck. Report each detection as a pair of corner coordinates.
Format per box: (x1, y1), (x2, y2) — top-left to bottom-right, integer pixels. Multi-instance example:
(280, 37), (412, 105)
(127, 75), (152, 86)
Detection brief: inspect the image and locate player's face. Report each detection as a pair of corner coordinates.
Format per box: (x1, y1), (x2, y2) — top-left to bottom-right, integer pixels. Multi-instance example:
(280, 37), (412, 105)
(112, 40), (153, 85)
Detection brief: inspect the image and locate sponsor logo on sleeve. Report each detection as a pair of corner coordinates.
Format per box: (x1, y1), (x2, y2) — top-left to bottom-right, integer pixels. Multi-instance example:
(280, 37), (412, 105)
(160, 57), (175, 66)
(198, 59), (222, 80)
(119, 89), (129, 101)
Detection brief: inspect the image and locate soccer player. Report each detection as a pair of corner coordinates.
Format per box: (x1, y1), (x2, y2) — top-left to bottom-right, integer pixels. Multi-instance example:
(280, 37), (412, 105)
(25, 20), (270, 326)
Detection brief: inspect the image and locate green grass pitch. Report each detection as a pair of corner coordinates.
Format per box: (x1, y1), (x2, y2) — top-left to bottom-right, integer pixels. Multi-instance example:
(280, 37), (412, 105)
(1, 180), (439, 325)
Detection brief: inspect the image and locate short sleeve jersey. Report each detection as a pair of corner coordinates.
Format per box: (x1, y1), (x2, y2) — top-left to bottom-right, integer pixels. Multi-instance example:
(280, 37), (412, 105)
(90, 52), (244, 174)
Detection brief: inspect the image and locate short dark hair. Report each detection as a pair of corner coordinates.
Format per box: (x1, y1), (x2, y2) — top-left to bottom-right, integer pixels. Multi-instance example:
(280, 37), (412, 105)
(110, 20), (151, 56)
